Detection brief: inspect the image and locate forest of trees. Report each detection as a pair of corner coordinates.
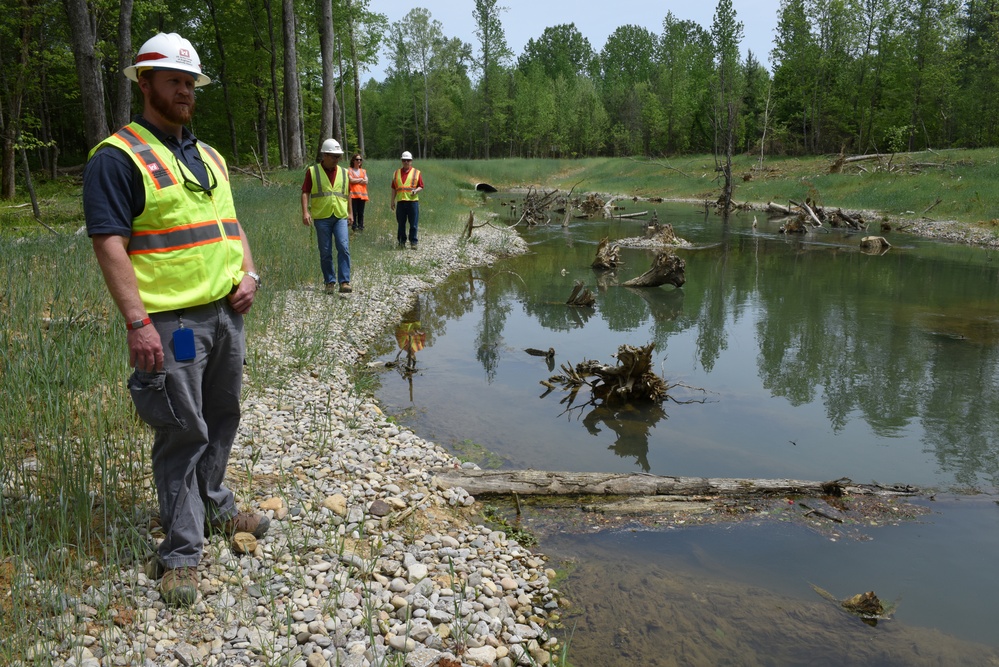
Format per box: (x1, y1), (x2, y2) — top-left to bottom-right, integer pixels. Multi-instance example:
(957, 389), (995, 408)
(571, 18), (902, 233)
(1, 0), (997, 201)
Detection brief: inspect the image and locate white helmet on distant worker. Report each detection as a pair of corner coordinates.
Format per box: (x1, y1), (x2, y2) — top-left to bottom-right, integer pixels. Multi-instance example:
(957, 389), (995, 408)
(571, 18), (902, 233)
(401, 151), (413, 160)
(123, 33), (211, 87)
(321, 139), (343, 155)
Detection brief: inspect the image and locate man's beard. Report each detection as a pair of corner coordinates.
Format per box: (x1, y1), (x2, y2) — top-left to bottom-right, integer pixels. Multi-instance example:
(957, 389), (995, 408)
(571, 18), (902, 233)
(149, 86), (194, 125)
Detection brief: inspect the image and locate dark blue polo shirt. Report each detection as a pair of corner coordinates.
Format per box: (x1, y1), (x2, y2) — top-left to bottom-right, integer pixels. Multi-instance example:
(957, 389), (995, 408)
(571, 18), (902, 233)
(83, 116), (212, 238)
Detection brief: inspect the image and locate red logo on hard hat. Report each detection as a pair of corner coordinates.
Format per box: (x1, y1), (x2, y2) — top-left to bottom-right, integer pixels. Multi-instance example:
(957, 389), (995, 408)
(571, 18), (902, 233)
(179, 48), (190, 58)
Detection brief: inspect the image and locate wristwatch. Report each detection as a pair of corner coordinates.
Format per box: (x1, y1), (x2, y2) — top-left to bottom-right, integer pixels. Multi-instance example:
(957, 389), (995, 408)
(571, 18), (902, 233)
(246, 271), (262, 289)
(126, 317), (152, 331)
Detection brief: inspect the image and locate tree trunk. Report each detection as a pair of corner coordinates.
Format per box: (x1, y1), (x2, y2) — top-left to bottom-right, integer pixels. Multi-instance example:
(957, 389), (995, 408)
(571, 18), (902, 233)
(282, 0), (304, 168)
(346, 0), (364, 156)
(254, 70), (269, 169)
(433, 469), (919, 498)
(1, 2), (30, 199)
(263, 0), (286, 166)
(317, 0), (339, 145)
(112, 0), (134, 130)
(207, 0), (239, 162)
(63, 0), (108, 150)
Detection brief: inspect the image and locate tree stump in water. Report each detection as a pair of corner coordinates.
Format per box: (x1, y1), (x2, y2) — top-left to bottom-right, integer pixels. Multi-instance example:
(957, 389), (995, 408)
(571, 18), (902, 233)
(566, 281), (596, 307)
(622, 252), (686, 288)
(547, 343), (668, 403)
(592, 237), (622, 269)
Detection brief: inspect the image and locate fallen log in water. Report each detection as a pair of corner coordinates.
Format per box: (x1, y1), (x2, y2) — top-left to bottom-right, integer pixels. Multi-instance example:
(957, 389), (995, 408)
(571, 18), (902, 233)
(433, 469), (918, 498)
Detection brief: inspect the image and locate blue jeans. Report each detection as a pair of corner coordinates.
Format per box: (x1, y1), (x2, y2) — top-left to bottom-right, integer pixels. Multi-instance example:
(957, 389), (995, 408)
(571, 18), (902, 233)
(314, 216), (351, 284)
(128, 298), (244, 568)
(396, 201), (419, 246)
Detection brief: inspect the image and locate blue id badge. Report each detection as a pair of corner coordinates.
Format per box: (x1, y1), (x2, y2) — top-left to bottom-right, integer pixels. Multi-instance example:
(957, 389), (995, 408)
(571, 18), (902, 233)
(173, 327), (196, 362)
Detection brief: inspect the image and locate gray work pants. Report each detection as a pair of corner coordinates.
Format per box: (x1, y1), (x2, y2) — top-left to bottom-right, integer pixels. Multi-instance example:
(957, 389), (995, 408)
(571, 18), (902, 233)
(128, 298), (244, 568)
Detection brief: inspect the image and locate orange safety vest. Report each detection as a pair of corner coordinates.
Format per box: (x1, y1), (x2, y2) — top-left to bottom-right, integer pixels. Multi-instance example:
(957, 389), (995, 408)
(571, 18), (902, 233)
(348, 167), (369, 201)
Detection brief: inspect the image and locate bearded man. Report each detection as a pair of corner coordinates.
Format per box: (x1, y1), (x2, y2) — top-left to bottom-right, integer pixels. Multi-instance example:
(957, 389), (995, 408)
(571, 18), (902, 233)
(82, 33), (268, 607)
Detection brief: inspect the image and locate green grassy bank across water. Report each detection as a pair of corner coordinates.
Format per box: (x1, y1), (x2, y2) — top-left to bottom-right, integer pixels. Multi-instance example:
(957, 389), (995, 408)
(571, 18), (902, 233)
(2, 152), (999, 662)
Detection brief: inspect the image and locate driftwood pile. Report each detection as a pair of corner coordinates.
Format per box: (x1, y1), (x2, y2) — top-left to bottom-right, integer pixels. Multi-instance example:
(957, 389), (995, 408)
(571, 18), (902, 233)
(578, 193), (605, 217)
(767, 200), (868, 233)
(515, 187), (565, 226)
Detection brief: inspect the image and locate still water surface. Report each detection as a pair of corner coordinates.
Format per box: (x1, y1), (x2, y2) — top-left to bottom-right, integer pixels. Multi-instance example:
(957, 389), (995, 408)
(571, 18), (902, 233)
(375, 202), (999, 663)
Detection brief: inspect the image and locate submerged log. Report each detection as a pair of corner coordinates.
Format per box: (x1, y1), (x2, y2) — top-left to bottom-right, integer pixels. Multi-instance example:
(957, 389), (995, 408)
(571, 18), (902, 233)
(622, 252), (685, 288)
(860, 235), (892, 255)
(433, 469), (919, 498)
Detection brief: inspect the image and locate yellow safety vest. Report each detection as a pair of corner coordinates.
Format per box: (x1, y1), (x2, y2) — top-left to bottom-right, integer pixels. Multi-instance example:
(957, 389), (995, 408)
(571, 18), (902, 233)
(89, 123), (245, 313)
(393, 168), (421, 202)
(308, 164), (349, 219)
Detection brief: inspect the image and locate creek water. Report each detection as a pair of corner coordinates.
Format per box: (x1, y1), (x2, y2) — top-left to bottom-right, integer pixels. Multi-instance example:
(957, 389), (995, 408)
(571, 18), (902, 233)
(374, 201), (999, 664)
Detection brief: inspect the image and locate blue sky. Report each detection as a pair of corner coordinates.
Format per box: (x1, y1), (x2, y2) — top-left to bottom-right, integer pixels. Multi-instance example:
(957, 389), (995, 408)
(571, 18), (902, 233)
(368, 0), (783, 79)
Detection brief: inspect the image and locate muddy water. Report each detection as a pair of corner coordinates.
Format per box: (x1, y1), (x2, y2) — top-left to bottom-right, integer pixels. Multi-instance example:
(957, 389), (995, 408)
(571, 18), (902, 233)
(539, 496), (999, 665)
(374, 201), (999, 663)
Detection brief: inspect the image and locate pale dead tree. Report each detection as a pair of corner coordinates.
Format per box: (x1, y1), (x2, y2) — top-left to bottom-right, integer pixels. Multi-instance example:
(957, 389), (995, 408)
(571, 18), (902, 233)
(282, 0), (304, 168)
(318, 0), (342, 147)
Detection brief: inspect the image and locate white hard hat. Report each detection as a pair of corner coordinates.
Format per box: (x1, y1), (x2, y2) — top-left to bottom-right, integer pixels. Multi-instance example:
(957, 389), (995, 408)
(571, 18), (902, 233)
(401, 151), (413, 160)
(321, 139), (343, 155)
(124, 33), (211, 87)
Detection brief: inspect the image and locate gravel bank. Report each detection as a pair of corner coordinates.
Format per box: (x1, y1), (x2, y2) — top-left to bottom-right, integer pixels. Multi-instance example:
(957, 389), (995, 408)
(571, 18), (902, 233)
(35, 227), (564, 667)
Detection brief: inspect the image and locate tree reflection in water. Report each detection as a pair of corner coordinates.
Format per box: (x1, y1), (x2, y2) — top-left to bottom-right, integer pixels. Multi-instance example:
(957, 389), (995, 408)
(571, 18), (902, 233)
(580, 400), (668, 472)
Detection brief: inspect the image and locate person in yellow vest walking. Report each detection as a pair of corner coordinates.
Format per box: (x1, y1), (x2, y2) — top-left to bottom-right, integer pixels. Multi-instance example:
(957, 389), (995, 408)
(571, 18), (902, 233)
(390, 150), (424, 249)
(301, 139), (353, 294)
(82, 32), (269, 607)
(348, 153), (368, 232)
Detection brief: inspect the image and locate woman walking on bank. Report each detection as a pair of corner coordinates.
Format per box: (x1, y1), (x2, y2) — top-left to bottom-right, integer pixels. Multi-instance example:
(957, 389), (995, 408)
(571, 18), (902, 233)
(348, 154), (368, 232)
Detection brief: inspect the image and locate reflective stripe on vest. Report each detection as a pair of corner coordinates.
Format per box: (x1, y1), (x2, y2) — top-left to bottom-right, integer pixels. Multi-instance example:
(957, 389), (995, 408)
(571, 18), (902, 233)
(114, 125), (178, 190)
(308, 164), (349, 219)
(393, 168), (420, 202)
(127, 220), (242, 254)
(349, 168), (369, 201)
(90, 123), (244, 313)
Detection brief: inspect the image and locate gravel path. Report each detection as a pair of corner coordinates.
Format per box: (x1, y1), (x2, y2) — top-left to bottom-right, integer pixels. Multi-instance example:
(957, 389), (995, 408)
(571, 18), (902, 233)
(37, 227), (563, 667)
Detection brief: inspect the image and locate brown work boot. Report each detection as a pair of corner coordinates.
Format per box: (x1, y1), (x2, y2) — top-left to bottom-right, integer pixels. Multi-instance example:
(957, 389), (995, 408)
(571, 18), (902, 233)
(324, 282), (337, 295)
(207, 511), (271, 539)
(160, 566), (199, 607)
(339, 282), (352, 293)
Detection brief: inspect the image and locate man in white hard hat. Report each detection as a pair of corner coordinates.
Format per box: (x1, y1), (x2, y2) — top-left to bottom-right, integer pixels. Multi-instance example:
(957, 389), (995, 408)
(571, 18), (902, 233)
(301, 138), (353, 293)
(390, 150), (424, 249)
(82, 32), (268, 607)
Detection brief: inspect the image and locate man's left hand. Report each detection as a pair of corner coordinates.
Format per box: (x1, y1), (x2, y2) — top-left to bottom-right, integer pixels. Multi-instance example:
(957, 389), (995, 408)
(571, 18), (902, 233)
(228, 275), (256, 314)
